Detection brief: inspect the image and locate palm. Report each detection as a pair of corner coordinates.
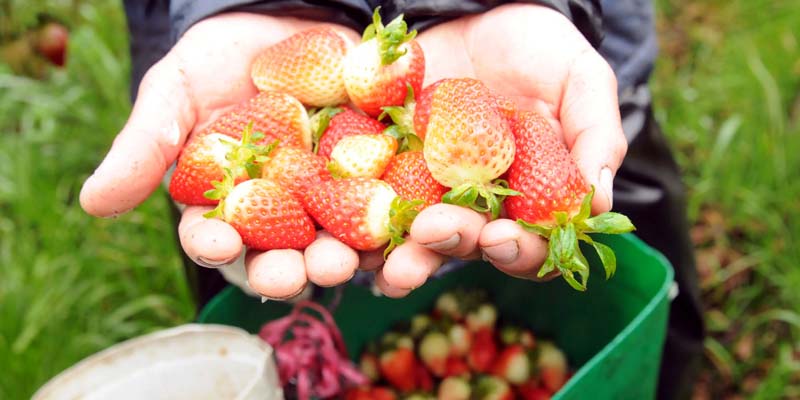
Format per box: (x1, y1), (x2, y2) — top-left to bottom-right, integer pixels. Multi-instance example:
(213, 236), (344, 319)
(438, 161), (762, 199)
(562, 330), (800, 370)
(168, 14), (356, 140)
(417, 4), (611, 149)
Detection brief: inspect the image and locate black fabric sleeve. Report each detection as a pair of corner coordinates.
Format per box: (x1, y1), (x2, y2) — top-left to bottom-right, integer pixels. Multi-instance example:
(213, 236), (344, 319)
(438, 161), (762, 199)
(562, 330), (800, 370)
(169, 0), (603, 48)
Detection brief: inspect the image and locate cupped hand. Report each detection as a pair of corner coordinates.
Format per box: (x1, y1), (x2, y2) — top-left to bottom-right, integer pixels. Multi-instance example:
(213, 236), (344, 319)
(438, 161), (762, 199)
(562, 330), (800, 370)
(377, 4), (628, 296)
(79, 13), (368, 299)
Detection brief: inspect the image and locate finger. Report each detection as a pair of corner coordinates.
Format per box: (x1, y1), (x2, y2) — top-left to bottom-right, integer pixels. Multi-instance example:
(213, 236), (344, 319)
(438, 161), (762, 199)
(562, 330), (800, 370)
(559, 50), (627, 214)
(245, 249), (308, 300)
(178, 206), (243, 268)
(79, 52), (196, 217)
(381, 241), (445, 290)
(304, 232), (359, 287)
(375, 269), (412, 299)
(409, 204), (487, 259)
(358, 248), (386, 272)
(479, 219), (558, 281)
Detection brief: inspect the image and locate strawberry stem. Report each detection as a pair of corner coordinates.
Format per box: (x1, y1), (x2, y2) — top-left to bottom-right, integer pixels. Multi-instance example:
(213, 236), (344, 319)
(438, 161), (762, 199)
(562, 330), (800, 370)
(442, 179), (521, 220)
(223, 121), (278, 178)
(309, 107), (343, 154)
(384, 197), (424, 258)
(363, 7), (417, 65)
(203, 168), (236, 219)
(516, 186), (636, 291)
(380, 84), (421, 152)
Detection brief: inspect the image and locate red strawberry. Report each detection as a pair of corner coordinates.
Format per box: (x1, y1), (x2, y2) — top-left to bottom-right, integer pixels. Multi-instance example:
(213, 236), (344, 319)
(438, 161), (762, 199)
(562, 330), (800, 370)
(371, 387), (398, 400)
(36, 22), (68, 66)
(517, 382), (551, 400)
(412, 80), (442, 141)
(346, 386), (397, 400)
(505, 111), (635, 290)
(313, 107), (386, 158)
(206, 91), (312, 151)
(207, 177), (316, 250)
(420, 78), (519, 219)
(491, 345), (531, 385)
(169, 125), (274, 205)
(169, 133), (244, 205)
(438, 376), (471, 400)
(343, 8), (425, 117)
(444, 355), (471, 377)
(344, 386), (373, 400)
(302, 178), (419, 252)
(418, 331), (450, 377)
(473, 375), (514, 400)
(251, 26), (352, 107)
(381, 151), (447, 209)
(261, 147), (330, 199)
(415, 361), (435, 392)
(536, 342), (568, 394)
(379, 347), (418, 393)
(492, 93), (519, 125)
(328, 134), (398, 178)
(467, 328), (498, 373)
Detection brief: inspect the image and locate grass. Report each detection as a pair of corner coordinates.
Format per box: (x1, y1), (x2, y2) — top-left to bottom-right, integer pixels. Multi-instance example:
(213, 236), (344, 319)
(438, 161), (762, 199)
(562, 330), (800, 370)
(0, 0), (798, 399)
(0, 2), (194, 399)
(653, 0), (800, 397)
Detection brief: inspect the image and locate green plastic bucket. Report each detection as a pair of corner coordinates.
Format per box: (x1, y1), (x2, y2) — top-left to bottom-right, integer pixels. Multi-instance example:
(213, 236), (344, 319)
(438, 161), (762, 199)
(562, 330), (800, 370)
(198, 233), (674, 399)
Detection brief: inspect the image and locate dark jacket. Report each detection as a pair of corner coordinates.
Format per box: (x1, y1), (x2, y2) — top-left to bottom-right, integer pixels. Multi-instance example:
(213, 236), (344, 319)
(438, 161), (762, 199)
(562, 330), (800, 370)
(125, 0), (657, 105)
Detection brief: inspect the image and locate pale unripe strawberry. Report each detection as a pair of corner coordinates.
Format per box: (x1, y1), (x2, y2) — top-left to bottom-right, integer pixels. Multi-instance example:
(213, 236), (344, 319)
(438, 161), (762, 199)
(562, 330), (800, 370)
(343, 8), (424, 117)
(420, 78), (518, 219)
(251, 26), (352, 107)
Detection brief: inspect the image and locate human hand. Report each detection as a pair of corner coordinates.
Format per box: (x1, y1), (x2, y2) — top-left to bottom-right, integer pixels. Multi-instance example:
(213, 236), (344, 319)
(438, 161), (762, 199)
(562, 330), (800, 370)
(79, 13), (374, 299)
(376, 4), (628, 296)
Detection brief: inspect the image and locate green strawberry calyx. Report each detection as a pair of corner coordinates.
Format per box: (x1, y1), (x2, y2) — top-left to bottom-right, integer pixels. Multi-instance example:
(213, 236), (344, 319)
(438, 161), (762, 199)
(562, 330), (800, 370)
(381, 84), (422, 152)
(517, 186), (636, 291)
(202, 122), (277, 219)
(308, 106), (343, 154)
(443, 179), (521, 220)
(363, 7), (417, 65)
(384, 196), (424, 258)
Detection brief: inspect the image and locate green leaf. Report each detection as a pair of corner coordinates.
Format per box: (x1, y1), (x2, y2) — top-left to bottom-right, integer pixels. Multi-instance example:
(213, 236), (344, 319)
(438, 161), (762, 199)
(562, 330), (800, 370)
(562, 270), (586, 292)
(517, 220), (553, 238)
(309, 106), (342, 153)
(583, 212), (636, 234)
(591, 241), (617, 279)
(574, 185), (594, 224)
(537, 253), (556, 278)
(405, 134), (423, 152)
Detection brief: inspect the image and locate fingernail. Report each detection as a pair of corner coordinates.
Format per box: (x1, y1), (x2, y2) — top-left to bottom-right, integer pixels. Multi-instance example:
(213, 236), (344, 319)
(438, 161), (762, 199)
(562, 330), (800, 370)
(421, 233), (461, 252)
(481, 240), (519, 264)
(600, 167), (614, 209)
(196, 256), (228, 268)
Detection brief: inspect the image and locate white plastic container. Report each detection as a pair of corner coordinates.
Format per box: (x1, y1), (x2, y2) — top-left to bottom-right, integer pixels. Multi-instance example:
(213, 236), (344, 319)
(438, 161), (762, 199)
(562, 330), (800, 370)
(33, 324), (283, 400)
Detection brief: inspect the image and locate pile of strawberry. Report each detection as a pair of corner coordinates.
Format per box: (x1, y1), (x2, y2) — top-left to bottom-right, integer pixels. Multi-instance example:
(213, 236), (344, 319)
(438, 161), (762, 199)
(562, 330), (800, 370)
(167, 8), (635, 290)
(348, 289), (569, 400)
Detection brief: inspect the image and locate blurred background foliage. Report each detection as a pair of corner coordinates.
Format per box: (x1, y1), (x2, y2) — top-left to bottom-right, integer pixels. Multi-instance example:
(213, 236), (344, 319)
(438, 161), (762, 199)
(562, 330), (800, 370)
(0, 0), (798, 398)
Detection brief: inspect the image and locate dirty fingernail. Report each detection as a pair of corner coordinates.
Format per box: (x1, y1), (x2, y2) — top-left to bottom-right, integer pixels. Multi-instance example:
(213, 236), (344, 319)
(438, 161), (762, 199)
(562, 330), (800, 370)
(422, 233), (461, 252)
(600, 167), (614, 210)
(481, 240), (520, 264)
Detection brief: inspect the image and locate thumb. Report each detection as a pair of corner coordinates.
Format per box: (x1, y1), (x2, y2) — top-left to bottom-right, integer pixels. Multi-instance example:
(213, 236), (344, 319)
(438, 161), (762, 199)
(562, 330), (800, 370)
(80, 53), (196, 217)
(560, 50), (627, 214)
